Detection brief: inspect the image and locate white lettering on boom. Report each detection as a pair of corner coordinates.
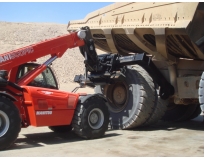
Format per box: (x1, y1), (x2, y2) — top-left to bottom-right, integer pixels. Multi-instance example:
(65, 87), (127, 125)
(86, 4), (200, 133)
(0, 47), (34, 63)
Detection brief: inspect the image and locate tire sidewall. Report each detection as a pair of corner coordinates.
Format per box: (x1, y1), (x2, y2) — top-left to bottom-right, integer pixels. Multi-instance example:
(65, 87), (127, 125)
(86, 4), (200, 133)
(0, 97), (21, 150)
(199, 72), (204, 112)
(95, 65), (157, 129)
(107, 67), (141, 128)
(107, 67), (155, 129)
(81, 97), (109, 138)
(161, 104), (197, 122)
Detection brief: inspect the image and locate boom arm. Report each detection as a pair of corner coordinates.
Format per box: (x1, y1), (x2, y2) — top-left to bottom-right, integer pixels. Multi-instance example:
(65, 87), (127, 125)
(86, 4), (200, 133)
(0, 30), (86, 86)
(0, 31), (85, 72)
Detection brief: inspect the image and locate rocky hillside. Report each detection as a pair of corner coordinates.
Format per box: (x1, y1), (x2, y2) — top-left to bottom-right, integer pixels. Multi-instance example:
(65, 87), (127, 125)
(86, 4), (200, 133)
(0, 21), (85, 84)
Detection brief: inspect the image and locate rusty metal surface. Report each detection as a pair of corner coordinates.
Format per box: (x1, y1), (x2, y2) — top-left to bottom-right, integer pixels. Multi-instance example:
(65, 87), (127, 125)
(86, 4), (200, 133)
(177, 76), (201, 98)
(67, 2), (204, 62)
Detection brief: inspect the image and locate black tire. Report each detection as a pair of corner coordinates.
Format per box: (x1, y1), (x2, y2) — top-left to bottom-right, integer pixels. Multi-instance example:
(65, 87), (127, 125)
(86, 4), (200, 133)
(48, 125), (73, 133)
(72, 95), (109, 139)
(177, 105), (198, 122)
(198, 72), (204, 113)
(102, 65), (156, 129)
(161, 104), (198, 122)
(0, 96), (21, 150)
(143, 93), (168, 126)
(188, 105), (202, 120)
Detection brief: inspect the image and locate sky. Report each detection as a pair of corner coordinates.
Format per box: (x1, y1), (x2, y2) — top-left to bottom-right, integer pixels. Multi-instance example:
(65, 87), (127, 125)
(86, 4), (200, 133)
(0, 2), (114, 24)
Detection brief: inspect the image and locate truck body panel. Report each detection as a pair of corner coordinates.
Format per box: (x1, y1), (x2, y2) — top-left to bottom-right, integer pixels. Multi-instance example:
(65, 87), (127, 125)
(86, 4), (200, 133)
(67, 2), (204, 62)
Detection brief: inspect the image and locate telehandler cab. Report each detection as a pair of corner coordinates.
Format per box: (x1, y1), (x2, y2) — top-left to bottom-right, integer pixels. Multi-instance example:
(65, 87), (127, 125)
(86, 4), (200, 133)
(0, 27), (110, 150)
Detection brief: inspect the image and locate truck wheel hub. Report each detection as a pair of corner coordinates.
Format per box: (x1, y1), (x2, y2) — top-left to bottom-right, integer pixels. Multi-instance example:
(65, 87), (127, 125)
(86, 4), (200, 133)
(113, 85), (127, 105)
(88, 108), (104, 129)
(105, 82), (129, 113)
(0, 111), (10, 137)
(90, 112), (98, 124)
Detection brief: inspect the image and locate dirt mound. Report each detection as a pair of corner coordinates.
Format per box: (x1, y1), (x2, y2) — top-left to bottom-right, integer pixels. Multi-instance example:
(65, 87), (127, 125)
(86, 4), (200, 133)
(0, 21), (85, 84)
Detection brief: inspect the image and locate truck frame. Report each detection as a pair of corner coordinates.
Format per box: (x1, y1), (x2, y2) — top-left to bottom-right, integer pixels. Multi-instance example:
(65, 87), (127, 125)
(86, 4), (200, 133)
(67, 2), (204, 129)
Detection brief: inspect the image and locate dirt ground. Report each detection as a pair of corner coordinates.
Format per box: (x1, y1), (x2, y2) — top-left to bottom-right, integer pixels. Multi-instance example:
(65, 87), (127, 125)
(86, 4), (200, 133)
(0, 84), (204, 157)
(0, 115), (204, 157)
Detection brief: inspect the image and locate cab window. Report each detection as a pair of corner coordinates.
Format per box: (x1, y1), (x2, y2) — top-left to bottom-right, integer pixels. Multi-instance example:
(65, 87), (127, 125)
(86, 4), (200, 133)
(17, 64), (58, 89)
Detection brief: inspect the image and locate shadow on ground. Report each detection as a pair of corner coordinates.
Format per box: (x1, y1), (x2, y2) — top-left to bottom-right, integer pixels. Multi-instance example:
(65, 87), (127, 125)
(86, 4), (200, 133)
(9, 131), (120, 151)
(8, 116), (204, 151)
(105, 115), (204, 132)
(131, 115), (204, 132)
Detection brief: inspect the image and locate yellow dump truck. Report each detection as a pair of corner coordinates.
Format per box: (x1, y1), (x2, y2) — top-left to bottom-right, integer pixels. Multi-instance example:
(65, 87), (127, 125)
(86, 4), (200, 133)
(68, 2), (204, 129)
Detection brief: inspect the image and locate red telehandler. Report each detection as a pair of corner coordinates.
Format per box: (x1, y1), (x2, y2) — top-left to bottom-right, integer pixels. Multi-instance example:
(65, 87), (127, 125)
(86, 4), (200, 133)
(0, 27), (110, 150)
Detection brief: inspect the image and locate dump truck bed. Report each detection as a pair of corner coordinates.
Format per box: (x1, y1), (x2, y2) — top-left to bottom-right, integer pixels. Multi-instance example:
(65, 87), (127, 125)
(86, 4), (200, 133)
(67, 2), (204, 62)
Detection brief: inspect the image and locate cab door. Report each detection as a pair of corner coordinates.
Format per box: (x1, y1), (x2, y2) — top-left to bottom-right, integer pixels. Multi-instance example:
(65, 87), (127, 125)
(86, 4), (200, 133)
(17, 63), (79, 126)
(22, 86), (79, 126)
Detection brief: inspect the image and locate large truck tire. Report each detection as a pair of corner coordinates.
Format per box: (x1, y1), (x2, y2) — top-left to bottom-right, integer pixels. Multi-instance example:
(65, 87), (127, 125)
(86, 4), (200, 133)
(143, 93), (168, 126)
(0, 96), (21, 150)
(95, 66), (168, 128)
(188, 105), (202, 120)
(72, 95), (109, 139)
(96, 86), (168, 127)
(198, 72), (204, 113)
(48, 125), (73, 133)
(161, 104), (199, 122)
(96, 65), (156, 129)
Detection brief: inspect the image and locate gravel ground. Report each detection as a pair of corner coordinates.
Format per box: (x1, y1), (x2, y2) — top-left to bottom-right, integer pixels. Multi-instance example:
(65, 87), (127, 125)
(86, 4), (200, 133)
(0, 113), (204, 157)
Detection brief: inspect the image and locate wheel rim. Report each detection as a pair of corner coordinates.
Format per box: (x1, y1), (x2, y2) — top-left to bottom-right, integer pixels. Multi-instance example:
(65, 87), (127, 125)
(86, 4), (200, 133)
(0, 110), (10, 137)
(107, 82), (128, 113)
(88, 108), (104, 129)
